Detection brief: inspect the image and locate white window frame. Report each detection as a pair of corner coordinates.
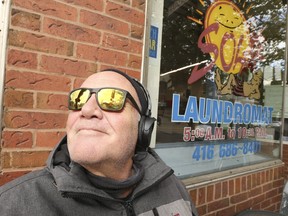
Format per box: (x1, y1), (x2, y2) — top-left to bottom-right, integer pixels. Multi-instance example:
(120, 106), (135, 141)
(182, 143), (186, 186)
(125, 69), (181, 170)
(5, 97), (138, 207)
(142, 0), (286, 185)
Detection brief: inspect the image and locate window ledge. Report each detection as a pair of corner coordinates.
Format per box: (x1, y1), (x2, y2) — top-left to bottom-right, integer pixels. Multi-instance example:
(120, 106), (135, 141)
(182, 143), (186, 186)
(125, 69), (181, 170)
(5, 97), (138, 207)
(183, 159), (284, 189)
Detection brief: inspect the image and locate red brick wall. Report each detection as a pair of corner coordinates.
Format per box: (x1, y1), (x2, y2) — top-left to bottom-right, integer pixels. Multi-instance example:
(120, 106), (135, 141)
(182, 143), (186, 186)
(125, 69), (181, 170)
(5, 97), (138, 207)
(189, 166), (284, 216)
(0, 0), (145, 185)
(283, 144), (288, 179)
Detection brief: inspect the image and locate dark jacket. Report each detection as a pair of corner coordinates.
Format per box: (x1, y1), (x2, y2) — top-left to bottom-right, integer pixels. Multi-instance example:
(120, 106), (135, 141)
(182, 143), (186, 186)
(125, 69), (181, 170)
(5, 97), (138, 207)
(0, 136), (198, 216)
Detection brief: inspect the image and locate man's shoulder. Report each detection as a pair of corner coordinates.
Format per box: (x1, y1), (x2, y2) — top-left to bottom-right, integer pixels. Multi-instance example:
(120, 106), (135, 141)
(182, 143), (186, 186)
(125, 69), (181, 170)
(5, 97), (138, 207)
(0, 168), (52, 195)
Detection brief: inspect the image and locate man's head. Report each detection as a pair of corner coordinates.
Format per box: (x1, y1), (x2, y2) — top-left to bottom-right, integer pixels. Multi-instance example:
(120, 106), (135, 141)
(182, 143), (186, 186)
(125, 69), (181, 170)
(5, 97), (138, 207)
(66, 69), (154, 178)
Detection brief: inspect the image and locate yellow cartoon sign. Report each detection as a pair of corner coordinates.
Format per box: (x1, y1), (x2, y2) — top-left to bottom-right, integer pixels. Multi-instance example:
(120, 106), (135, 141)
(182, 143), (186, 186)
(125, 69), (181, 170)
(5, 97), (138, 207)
(188, 0), (263, 100)
(204, 0), (250, 74)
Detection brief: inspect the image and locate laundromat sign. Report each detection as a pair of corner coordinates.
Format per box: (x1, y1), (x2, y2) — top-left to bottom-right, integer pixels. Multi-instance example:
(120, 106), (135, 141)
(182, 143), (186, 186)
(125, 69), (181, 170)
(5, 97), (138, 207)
(171, 94), (273, 142)
(171, 94), (269, 161)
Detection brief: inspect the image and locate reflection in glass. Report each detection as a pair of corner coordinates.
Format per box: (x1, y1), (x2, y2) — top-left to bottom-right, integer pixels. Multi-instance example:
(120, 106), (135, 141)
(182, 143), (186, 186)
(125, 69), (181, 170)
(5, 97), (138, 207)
(155, 0), (286, 177)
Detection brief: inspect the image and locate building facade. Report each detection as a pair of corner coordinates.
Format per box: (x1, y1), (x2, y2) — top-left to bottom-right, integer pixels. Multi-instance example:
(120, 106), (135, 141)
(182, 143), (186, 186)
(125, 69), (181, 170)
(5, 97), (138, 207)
(0, 0), (287, 215)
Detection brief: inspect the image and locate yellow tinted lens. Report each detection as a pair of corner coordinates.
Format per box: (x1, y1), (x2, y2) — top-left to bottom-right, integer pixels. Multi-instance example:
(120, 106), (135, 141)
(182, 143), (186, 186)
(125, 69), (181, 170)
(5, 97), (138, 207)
(69, 89), (90, 110)
(98, 89), (125, 111)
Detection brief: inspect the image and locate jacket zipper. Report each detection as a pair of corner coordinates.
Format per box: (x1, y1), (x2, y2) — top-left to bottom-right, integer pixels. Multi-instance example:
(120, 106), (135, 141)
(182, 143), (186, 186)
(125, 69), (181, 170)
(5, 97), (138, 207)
(124, 200), (136, 216)
(121, 169), (174, 216)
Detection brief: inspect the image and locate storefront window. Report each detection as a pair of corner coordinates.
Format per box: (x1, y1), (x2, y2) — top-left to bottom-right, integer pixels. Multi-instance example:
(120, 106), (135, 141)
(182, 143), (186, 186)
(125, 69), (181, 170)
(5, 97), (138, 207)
(150, 0), (287, 178)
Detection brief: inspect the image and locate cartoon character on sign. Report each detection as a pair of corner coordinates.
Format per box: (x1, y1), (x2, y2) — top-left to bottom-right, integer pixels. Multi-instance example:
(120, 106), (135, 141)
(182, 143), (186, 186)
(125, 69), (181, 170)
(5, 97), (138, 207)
(188, 0), (264, 99)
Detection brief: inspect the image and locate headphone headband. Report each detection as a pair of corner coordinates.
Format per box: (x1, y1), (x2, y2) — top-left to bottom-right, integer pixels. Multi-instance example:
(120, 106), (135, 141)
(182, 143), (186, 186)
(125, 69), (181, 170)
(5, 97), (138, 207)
(100, 68), (156, 152)
(100, 68), (150, 117)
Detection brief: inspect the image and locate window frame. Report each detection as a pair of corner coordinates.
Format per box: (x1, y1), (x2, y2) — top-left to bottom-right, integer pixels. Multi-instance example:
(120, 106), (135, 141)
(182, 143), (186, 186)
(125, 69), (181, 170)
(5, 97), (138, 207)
(142, 0), (287, 183)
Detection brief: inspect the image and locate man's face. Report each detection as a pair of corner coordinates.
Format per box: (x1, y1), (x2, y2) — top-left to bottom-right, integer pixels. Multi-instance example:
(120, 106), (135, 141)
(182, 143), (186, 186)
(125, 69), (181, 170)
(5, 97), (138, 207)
(66, 72), (140, 174)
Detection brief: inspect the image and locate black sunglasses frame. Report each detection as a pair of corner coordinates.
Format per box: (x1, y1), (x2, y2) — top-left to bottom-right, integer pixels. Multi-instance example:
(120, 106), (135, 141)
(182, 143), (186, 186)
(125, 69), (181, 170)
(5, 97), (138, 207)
(68, 87), (142, 114)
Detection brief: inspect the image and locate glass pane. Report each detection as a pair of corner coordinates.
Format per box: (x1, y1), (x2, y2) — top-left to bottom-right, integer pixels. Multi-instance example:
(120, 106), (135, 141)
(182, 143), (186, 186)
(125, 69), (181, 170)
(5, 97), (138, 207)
(155, 0), (286, 178)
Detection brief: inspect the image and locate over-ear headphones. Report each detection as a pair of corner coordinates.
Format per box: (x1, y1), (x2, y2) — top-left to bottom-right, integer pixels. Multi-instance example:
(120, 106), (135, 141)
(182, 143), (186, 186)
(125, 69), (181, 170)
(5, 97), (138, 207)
(101, 69), (156, 152)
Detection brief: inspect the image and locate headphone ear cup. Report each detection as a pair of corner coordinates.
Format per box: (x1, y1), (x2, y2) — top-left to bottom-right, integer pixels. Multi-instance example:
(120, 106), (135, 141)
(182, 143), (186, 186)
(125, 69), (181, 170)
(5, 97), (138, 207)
(137, 116), (156, 151)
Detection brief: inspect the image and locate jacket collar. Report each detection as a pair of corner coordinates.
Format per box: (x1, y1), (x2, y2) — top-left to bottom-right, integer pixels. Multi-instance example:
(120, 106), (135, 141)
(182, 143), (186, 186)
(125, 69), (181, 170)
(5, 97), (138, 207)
(46, 136), (174, 198)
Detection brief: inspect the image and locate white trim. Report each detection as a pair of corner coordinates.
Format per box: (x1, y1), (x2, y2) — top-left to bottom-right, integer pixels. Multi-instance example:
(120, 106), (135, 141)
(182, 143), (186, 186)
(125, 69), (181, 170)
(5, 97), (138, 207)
(142, 0), (164, 148)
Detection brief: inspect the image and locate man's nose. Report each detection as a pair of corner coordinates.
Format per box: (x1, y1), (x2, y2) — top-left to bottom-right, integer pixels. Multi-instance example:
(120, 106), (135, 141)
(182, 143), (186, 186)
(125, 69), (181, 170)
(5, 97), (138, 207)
(80, 94), (103, 119)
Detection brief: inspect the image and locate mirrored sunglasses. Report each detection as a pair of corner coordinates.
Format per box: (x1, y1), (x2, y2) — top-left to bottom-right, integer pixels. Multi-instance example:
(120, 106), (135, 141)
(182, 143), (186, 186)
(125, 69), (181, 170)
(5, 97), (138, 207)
(68, 87), (141, 114)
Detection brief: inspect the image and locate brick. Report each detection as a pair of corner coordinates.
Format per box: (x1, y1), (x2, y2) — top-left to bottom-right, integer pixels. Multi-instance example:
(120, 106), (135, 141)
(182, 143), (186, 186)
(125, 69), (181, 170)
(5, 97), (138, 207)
(207, 185), (214, 202)
(126, 69), (141, 80)
(231, 192), (249, 204)
(4, 90), (33, 108)
(247, 175), (252, 190)
(10, 151), (50, 168)
(250, 187), (262, 197)
(269, 169), (273, 181)
(0, 171), (30, 186)
(253, 204), (261, 210)
(235, 178), (241, 193)
(11, 9), (41, 31)
(4, 111), (67, 129)
(222, 181), (228, 198)
(8, 30), (74, 56)
(257, 172), (261, 184)
(236, 199), (252, 213)
(252, 173), (260, 187)
(208, 198), (229, 212)
(5, 70), (71, 91)
(2, 131), (33, 148)
(114, 0), (130, 5)
(261, 199), (271, 209)
(132, 0), (146, 11)
(102, 33), (143, 54)
(100, 65), (141, 80)
(275, 180), (284, 191)
(106, 1), (145, 25)
(76, 44), (128, 67)
(13, 0), (77, 21)
(278, 167), (284, 178)
(196, 205), (207, 216)
(265, 170), (270, 182)
(131, 24), (144, 39)
(216, 206), (236, 216)
(189, 189), (197, 205)
(1, 152), (11, 169)
(73, 77), (86, 89)
(253, 193), (265, 205)
(241, 176), (247, 191)
(61, 0), (103, 11)
(43, 18), (101, 44)
(7, 49), (38, 69)
(197, 187), (206, 205)
(274, 167), (283, 180)
(215, 182), (221, 199)
(128, 55), (142, 69)
(36, 92), (68, 110)
(125, 69), (141, 80)
(80, 10), (129, 35)
(229, 179), (234, 195)
(261, 171), (266, 184)
(271, 194), (282, 207)
(36, 131), (66, 148)
(266, 188), (278, 199)
(263, 205), (275, 212)
(40, 55), (96, 77)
